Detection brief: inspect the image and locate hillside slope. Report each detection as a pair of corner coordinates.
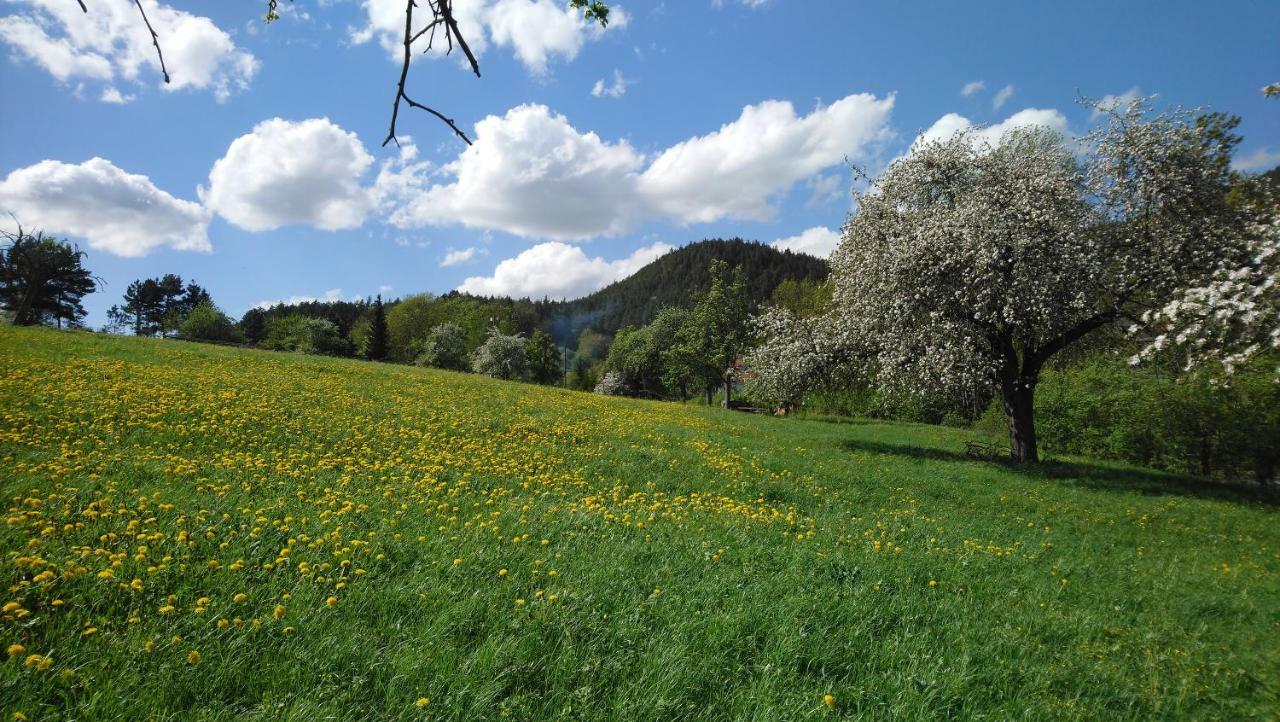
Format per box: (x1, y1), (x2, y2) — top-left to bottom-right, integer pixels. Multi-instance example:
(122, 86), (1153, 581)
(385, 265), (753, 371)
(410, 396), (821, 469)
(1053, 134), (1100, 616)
(547, 238), (829, 336)
(1, 327), (1276, 720)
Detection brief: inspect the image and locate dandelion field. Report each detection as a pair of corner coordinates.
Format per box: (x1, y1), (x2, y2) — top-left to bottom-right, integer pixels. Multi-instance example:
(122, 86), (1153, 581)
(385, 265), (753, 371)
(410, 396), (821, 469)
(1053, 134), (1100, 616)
(1, 326), (1277, 720)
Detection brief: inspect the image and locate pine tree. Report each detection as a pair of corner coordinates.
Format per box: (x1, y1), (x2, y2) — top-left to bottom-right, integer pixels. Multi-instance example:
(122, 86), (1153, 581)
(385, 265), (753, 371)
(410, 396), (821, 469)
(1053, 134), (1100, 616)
(367, 294), (389, 361)
(1, 228), (96, 327)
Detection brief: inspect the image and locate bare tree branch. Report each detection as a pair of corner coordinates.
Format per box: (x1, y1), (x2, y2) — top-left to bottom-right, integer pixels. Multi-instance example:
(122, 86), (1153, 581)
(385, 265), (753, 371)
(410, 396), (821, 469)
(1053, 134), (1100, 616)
(383, 0), (474, 148)
(133, 0), (169, 84)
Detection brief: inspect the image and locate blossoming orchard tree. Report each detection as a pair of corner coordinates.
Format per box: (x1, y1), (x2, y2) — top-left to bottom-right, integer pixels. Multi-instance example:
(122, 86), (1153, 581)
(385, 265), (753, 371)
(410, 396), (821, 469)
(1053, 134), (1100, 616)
(1132, 214), (1278, 377)
(752, 100), (1248, 463)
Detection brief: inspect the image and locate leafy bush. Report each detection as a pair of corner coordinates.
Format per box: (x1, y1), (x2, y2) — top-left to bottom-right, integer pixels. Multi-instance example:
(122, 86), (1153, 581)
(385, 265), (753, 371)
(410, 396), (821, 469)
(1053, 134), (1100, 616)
(1030, 354), (1279, 482)
(263, 315), (350, 356)
(414, 322), (468, 371)
(179, 302), (242, 344)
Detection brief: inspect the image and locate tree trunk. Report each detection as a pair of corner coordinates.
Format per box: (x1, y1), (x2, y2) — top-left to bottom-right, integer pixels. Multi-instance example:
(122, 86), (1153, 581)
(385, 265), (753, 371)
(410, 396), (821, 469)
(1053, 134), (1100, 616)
(723, 380), (732, 407)
(1001, 378), (1038, 463)
(705, 386), (713, 406)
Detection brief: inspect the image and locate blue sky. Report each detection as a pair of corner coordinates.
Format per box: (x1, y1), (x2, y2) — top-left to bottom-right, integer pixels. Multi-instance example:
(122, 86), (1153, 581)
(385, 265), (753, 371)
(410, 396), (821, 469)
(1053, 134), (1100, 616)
(1, 0), (1277, 327)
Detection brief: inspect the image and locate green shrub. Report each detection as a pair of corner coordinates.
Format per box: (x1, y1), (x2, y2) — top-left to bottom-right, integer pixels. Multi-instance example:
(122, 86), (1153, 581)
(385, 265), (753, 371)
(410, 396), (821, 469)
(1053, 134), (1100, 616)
(179, 302), (243, 344)
(1032, 354), (1279, 482)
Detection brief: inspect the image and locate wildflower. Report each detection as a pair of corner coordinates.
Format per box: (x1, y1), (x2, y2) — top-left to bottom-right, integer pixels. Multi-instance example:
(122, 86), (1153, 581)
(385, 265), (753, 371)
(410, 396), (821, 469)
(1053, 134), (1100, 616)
(144, 640), (155, 653)
(187, 650), (201, 664)
(498, 568), (508, 576)
(453, 558), (462, 566)
(81, 627), (97, 636)
(233, 593), (247, 603)
(416, 698), (430, 708)
(274, 604), (286, 621)
(325, 596), (338, 608)
(929, 580), (938, 588)
(823, 694), (835, 708)
(158, 605), (176, 615)
(6, 644), (24, 658)
(514, 599), (526, 607)
(283, 626), (295, 635)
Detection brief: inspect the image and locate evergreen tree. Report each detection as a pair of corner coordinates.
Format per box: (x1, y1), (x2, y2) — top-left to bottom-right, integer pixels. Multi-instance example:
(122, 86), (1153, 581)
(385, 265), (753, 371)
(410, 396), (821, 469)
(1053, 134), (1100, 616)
(0, 227), (96, 327)
(527, 329), (561, 385)
(239, 308), (268, 345)
(367, 294), (389, 361)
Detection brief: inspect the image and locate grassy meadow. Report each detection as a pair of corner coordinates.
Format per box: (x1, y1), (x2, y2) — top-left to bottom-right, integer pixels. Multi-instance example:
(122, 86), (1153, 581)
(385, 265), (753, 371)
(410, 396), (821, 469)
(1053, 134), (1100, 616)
(1, 325), (1277, 720)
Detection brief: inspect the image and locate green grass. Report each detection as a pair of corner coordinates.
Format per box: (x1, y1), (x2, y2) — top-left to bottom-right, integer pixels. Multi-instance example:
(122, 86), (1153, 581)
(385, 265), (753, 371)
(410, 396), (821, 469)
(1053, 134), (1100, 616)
(1, 325), (1276, 720)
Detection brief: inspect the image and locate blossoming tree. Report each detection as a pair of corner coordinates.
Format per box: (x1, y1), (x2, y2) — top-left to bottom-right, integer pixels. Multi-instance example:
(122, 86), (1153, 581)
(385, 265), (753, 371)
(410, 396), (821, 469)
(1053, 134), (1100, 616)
(752, 100), (1247, 462)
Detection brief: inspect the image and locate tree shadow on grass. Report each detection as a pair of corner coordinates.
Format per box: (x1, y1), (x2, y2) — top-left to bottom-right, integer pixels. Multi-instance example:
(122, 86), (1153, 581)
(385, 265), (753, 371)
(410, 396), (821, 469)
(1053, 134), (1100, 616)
(839, 437), (1278, 507)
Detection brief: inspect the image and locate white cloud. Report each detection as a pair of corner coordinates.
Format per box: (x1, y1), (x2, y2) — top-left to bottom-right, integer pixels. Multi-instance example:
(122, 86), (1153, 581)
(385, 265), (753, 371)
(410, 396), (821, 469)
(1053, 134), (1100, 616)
(1090, 87), (1142, 120)
(385, 93), (894, 240)
(386, 104), (646, 240)
(254, 288), (344, 310)
(771, 226), (841, 258)
(440, 247), (479, 267)
(0, 157), (210, 257)
(353, 0), (626, 75)
(99, 86), (133, 104)
(1233, 146), (1280, 173)
(637, 93), (895, 224)
(458, 241), (671, 299)
(805, 173), (844, 208)
(384, 94), (893, 239)
(591, 68), (628, 98)
(961, 80), (985, 97)
(992, 83), (1014, 110)
(0, 0), (257, 101)
(911, 108), (1070, 152)
(202, 118), (375, 232)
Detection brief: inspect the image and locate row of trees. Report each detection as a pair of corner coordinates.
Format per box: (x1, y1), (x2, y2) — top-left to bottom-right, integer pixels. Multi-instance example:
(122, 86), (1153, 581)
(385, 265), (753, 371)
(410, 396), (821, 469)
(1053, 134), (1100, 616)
(105, 275), (212, 337)
(595, 260), (751, 404)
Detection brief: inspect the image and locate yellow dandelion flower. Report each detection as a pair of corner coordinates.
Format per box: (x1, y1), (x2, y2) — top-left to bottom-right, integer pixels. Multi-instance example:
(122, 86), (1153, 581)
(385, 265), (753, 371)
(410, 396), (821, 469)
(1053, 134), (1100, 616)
(823, 694), (835, 708)
(233, 593), (247, 603)
(273, 604), (286, 621)
(325, 596), (338, 608)
(514, 598), (526, 607)
(187, 650), (201, 664)
(6, 644), (24, 658)
(415, 697), (430, 708)
(144, 640), (156, 653)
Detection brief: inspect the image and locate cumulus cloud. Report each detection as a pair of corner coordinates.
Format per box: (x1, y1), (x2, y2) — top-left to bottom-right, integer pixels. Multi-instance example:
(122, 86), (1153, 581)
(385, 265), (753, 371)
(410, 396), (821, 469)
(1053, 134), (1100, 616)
(637, 94), (894, 224)
(591, 68), (628, 98)
(440, 247), (479, 267)
(992, 83), (1014, 110)
(0, 0), (257, 101)
(0, 157), (210, 257)
(911, 108), (1070, 152)
(458, 241), (671, 299)
(771, 226), (841, 258)
(386, 104), (646, 240)
(961, 80), (985, 97)
(353, 0), (627, 75)
(385, 93), (894, 240)
(202, 118), (376, 232)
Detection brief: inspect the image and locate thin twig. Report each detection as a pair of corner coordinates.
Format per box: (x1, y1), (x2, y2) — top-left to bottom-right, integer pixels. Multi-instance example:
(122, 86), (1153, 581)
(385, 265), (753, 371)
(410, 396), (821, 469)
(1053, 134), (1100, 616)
(383, 0), (473, 147)
(133, 0), (170, 84)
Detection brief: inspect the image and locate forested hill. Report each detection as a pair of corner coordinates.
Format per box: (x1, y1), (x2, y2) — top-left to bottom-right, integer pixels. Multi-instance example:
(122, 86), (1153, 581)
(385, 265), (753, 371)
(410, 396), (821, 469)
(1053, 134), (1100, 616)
(548, 239), (828, 338)
(248, 238), (828, 349)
